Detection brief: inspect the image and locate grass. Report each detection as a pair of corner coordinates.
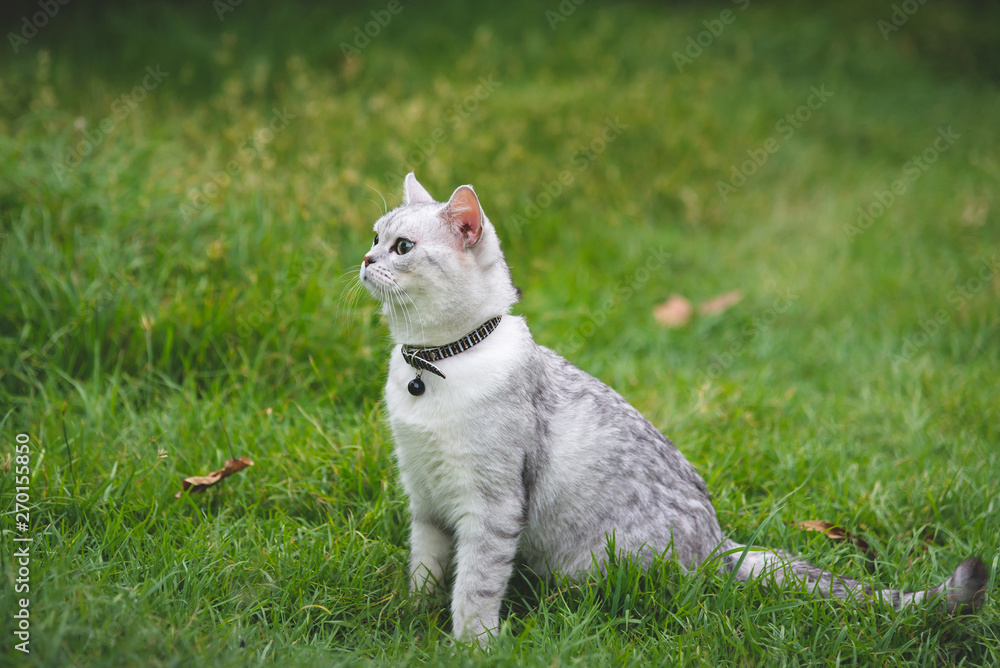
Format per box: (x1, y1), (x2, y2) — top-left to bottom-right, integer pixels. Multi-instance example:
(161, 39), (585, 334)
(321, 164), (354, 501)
(1, 0), (999, 665)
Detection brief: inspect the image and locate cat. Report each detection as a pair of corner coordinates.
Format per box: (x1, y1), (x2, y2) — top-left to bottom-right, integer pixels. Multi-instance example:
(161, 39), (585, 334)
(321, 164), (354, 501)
(359, 172), (988, 644)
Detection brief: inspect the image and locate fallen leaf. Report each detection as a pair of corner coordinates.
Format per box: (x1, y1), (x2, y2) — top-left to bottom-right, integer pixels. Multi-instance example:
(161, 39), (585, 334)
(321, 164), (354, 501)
(795, 520), (877, 561)
(698, 290), (744, 316)
(798, 520), (846, 539)
(653, 294), (692, 328)
(175, 456), (254, 498)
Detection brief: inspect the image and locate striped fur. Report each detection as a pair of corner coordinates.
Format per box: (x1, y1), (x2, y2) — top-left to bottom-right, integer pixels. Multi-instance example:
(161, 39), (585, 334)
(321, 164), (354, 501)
(721, 542), (987, 613)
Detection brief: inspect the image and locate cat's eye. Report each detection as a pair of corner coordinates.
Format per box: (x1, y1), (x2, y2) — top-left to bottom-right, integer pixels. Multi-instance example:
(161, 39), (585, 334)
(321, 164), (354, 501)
(372, 234), (379, 246)
(394, 238), (414, 255)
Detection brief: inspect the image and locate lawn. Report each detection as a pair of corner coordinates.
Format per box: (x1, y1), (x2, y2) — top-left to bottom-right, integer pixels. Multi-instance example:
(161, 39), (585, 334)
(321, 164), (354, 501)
(1, 0), (999, 665)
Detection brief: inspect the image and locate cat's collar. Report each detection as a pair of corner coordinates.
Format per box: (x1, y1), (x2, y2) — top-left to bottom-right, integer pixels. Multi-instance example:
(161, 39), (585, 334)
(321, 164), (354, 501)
(399, 316), (503, 395)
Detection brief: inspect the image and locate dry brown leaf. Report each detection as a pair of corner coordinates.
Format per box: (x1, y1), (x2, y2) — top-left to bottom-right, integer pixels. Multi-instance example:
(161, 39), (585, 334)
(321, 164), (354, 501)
(795, 520), (877, 560)
(798, 520), (846, 539)
(653, 294), (692, 328)
(175, 456), (254, 498)
(698, 290), (744, 316)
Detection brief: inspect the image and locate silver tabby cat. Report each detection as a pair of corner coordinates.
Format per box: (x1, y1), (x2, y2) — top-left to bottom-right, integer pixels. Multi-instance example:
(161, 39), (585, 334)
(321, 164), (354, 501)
(359, 172), (987, 644)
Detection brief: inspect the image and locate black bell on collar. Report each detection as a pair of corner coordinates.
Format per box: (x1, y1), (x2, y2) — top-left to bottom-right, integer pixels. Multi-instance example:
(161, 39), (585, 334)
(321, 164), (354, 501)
(407, 376), (425, 396)
(400, 315), (503, 397)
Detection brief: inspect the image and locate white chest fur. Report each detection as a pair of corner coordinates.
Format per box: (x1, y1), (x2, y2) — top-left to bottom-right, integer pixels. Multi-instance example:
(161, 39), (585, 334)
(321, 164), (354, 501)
(383, 317), (530, 524)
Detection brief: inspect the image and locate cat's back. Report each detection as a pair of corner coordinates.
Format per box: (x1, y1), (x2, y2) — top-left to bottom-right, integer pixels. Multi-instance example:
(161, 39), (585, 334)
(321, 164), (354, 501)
(521, 344), (721, 572)
(531, 344), (679, 459)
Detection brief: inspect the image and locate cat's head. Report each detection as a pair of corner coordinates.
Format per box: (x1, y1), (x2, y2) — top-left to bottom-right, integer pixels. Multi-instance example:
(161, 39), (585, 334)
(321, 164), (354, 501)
(360, 173), (519, 345)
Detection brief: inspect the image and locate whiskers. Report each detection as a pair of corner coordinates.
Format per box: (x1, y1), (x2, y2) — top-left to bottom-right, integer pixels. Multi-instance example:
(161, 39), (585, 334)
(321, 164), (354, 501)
(386, 276), (427, 345)
(336, 264), (372, 334)
(367, 184), (389, 215)
(338, 264), (426, 344)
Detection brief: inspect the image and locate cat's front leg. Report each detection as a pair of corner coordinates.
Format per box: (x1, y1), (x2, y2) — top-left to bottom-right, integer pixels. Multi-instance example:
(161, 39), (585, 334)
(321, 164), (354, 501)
(450, 508), (521, 645)
(409, 512), (453, 595)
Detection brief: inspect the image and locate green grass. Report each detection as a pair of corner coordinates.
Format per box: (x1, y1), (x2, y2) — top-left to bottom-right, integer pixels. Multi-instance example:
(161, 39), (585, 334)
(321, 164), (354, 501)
(2, 0), (999, 665)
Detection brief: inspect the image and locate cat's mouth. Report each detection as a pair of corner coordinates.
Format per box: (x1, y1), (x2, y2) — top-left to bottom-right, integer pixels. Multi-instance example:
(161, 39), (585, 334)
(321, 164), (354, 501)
(360, 262), (406, 305)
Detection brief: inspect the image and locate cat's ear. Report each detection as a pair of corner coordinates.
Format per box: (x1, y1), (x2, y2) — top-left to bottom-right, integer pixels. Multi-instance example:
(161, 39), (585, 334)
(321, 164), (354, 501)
(443, 185), (484, 246)
(403, 172), (434, 205)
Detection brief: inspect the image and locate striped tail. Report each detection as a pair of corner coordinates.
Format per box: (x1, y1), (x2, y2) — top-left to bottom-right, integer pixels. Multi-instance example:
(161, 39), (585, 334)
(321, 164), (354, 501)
(720, 540), (988, 613)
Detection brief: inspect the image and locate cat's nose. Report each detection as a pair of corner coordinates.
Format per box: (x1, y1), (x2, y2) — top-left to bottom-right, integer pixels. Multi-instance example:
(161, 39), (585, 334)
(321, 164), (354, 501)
(363, 255), (373, 267)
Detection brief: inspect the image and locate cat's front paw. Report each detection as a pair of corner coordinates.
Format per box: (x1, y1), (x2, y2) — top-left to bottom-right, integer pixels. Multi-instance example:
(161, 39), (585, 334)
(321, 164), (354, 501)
(452, 615), (498, 647)
(409, 564), (445, 597)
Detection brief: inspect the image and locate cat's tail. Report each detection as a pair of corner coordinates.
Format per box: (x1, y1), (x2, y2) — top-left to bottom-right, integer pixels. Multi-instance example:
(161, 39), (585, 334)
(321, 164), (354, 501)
(719, 540), (988, 613)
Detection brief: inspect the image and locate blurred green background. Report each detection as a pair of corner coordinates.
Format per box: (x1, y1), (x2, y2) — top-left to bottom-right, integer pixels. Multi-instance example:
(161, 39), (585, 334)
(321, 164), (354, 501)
(1, 1), (998, 665)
